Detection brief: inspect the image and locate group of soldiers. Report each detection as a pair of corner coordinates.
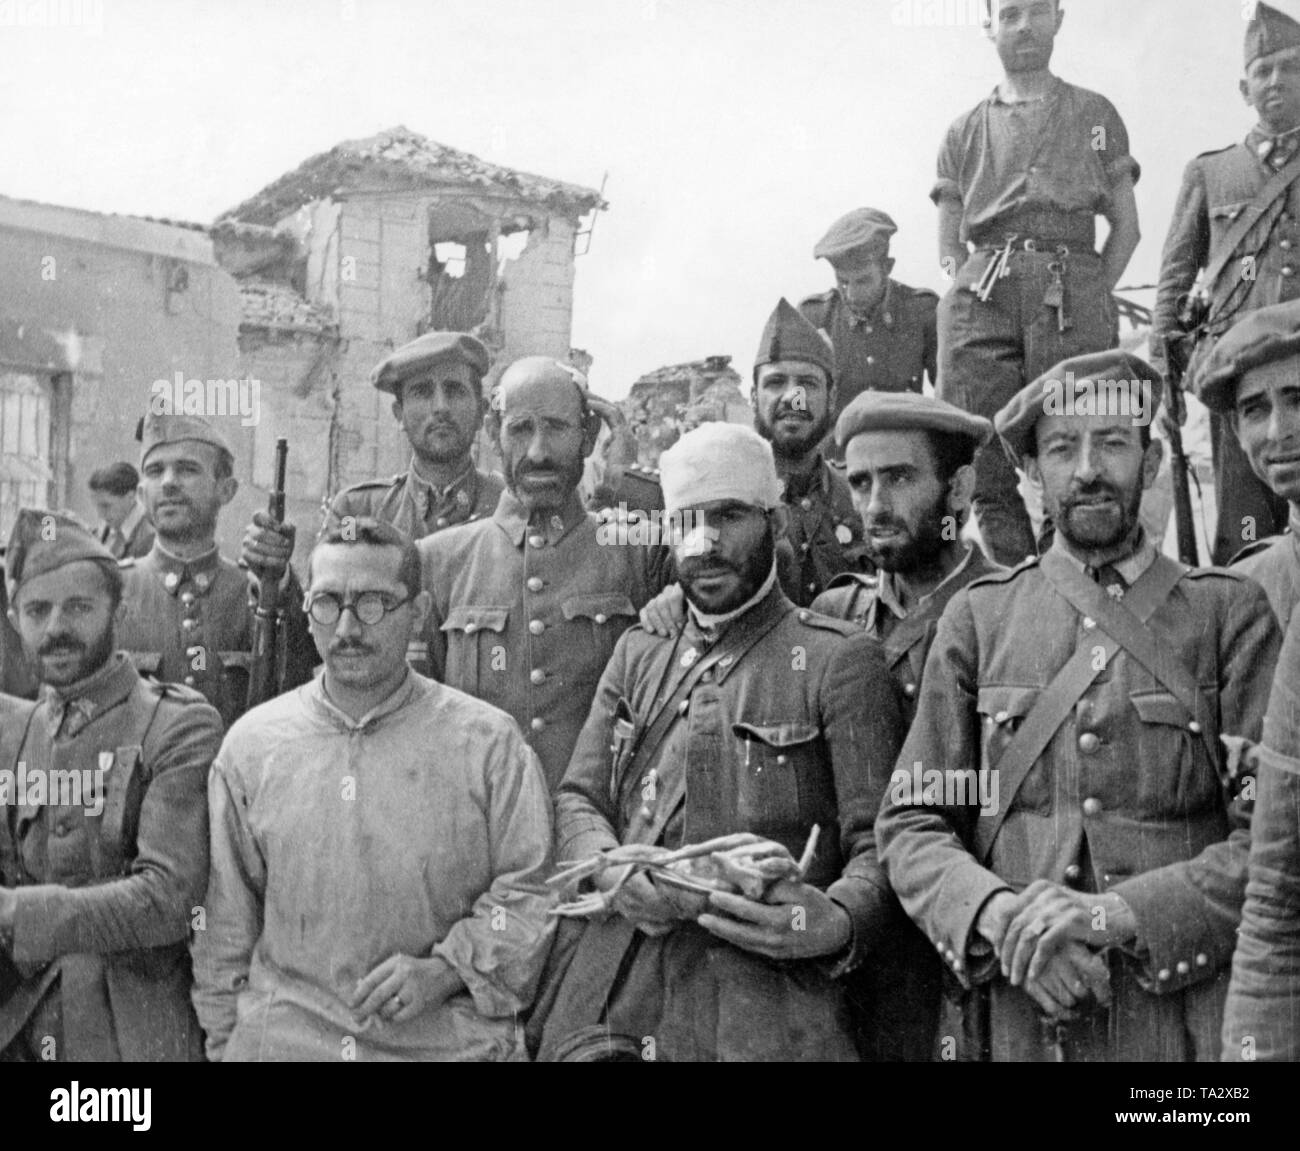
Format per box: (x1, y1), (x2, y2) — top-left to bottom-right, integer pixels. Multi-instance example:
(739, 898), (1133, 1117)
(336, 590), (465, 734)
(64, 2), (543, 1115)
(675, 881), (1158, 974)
(3, 0), (1300, 1063)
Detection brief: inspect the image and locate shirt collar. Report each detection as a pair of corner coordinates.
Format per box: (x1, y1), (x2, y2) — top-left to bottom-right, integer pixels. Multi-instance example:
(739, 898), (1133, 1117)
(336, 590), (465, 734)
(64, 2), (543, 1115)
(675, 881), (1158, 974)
(309, 667), (418, 732)
(41, 651), (138, 735)
(1049, 526), (1157, 585)
(407, 456), (476, 507)
(875, 542), (981, 622)
(493, 487), (588, 548)
(989, 74), (1063, 107)
(783, 454), (829, 502)
(149, 539), (221, 594)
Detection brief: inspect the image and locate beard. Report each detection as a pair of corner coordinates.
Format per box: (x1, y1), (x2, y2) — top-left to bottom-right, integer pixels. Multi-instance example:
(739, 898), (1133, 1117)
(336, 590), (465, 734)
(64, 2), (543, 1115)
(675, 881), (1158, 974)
(409, 416), (475, 465)
(503, 452), (585, 512)
(149, 494), (220, 545)
(677, 525), (776, 616)
(863, 490), (952, 573)
(997, 34), (1054, 74)
(1052, 478), (1144, 552)
(756, 404), (834, 461)
(31, 623), (116, 688)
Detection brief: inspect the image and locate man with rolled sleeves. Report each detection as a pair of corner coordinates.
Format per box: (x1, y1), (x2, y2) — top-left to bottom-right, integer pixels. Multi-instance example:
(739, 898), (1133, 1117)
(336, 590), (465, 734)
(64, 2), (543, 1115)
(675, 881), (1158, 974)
(812, 390), (999, 723)
(1152, 2), (1300, 566)
(118, 413), (316, 729)
(752, 299), (871, 606)
(1, 509), (223, 1061)
(419, 356), (671, 793)
(934, 0), (1141, 567)
(534, 423), (905, 1062)
(799, 209), (938, 436)
(239, 331), (505, 589)
(1197, 299), (1300, 633)
(877, 349), (1280, 1061)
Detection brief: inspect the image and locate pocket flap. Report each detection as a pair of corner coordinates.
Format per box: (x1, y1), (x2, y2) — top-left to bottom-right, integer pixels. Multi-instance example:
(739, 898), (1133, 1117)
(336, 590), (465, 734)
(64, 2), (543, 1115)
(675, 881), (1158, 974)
(1130, 691), (1191, 728)
(976, 685), (1040, 723)
(127, 652), (162, 677)
(442, 605), (510, 634)
(1209, 200), (1249, 221)
(562, 593), (637, 622)
(218, 652), (252, 671)
(731, 721), (819, 748)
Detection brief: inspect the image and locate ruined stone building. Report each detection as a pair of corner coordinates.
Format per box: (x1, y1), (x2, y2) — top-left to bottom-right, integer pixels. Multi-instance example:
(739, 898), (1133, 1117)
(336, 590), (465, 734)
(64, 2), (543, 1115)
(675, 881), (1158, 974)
(0, 127), (604, 558)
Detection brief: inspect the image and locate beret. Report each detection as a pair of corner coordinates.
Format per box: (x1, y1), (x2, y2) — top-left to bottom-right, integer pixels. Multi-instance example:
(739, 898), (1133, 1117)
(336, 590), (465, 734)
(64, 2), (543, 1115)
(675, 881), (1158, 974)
(5, 507), (116, 596)
(835, 388), (993, 451)
(813, 208), (898, 265)
(1246, 2), (1300, 68)
(371, 331), (490, 395)
(138, 411), (232, 467)
(660, 423), (784, 519)
(753, 298), (835, 381)
(995, 350), (1162, 467)
(1198, 299), (1300, 411)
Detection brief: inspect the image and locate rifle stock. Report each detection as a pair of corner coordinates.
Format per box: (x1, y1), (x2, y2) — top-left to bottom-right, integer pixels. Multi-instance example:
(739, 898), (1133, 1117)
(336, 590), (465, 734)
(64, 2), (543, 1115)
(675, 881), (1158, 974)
(246, 437), (289, 710)
(1159, 334), (1200, 568)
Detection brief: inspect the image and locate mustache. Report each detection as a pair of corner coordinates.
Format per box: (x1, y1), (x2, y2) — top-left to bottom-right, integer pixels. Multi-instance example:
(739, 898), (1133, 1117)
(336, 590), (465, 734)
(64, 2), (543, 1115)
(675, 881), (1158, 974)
(515, 461), (562, 475)
(678, 557), (738, 578)
(329, 640), (375, 656)
(38, 638), (83, 657)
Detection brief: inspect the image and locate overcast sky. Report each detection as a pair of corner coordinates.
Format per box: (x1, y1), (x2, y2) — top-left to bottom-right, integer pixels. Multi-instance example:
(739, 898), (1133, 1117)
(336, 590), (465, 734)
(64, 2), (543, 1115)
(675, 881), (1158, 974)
(0, 0), (1293, 397)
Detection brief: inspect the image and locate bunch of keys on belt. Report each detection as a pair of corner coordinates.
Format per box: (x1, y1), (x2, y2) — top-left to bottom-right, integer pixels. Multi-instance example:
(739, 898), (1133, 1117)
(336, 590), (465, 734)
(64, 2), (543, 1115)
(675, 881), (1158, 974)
(972, 234), (1019, 302)
(1043, 245), (1073, 332)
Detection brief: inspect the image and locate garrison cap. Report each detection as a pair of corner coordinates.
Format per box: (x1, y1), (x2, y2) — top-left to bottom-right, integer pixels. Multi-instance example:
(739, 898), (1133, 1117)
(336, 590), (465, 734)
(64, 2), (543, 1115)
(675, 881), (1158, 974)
(138, 410), (233, 468)
(753, 298), (835, 381)
(1198, 299), (1300, 411)
(835, 389), (993, 451)
(813, 208), (898, 266)
(5, 507), (116, 596)
(994, 349), (1162, 467)
(1246, 2), (1300, 68)
(370, 331), (490, 396)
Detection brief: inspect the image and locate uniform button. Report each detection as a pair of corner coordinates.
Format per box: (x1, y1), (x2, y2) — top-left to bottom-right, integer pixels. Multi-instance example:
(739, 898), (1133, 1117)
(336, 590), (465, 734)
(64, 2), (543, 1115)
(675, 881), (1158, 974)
(184, 675), (196, 686)
(866, 355), (875, 365)
(164, 572), (180, 591)
(1157, 968), (1171, 982)
(464, 622), (477, 634)
(528, 534), (545, 548)
(800, 542), (810, 553)
(775, 754), (788, 765)
(436, 518), (447, 528)
(526, 577), (544, 592)
(1188, 720), (1202, 734)
(531, 717), (546, 732)
(530, 668), (546, 685)
(1284, 266), (1295, 277)
(807, 582), (817, 592)
(1082, 616), (1096, 630)
(800, 498), (812, 511)
(798, 610), (810, 622)
(180, 591), (196, 607)
(1064, 863), (1082, 883)
(1078, 732), (1100, 753)
(1082, 796), (1103, 817)
(55, 822), (70, 837)
(718, 654), (734, 668)
(1195, 953), (1209, 967)
(181, 618), (196, 632)
(863, 326), (873, 335)
(1282, 239), (1293, 250)
(994, 710), (1009, 723)
(677, 699), (690, 716)
(594, 613), (607, 624)
(529, 619), (545, 635)
(1176, 960), (1190, 976)
(903, 683), (917, 697)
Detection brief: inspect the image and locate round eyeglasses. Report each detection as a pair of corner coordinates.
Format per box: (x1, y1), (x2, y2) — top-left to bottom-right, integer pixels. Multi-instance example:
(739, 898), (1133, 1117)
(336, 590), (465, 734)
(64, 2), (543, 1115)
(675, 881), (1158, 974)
(305, 591), (412, 627)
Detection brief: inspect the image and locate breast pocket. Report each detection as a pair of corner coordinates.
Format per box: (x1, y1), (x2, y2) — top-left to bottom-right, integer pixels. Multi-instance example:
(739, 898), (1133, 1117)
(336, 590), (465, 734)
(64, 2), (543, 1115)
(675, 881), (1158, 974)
(730, 721), (824, 835)
(1208, 200), (1251, 250)
(440, 606), (510, 695)
(561, 593), (637, 674)
(1129, 689), (1221, 815)
(975, 685), (1047, 810)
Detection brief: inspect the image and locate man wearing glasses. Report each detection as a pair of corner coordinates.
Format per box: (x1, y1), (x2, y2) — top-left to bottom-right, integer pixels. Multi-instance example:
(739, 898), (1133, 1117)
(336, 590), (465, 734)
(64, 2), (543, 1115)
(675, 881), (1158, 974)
(192, 518), (554, 1061)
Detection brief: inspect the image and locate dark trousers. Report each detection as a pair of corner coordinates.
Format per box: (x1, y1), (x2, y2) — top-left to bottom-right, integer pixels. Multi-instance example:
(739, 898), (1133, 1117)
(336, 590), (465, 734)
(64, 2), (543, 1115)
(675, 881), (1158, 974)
(1210, 410), (1288, 565)
(938, 248), (1118, 567)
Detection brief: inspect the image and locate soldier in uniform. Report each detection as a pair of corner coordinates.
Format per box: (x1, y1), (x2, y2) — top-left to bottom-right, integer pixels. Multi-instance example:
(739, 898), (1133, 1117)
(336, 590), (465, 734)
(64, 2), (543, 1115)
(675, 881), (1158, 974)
(238, 330), (506, 587)
(799, 208), (938, 447)
(419, 356), (671, 793)
(934, 0), (1140, 566)
(876, 349), (1280, 1062)
(1152, 2), (1300, 565)
(88, 462), (155, 560)
(809, 389), (997, 1062)
(118, 413), (316, 729)
(533, 423), (905, 1062)
(0, 510), (222, 1061)
(1197, 299), (1300, 632)
(752, 298), (871, 605)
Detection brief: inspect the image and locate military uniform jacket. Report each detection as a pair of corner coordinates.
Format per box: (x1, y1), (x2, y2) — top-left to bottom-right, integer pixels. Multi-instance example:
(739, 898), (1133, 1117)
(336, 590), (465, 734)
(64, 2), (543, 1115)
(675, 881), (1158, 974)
(330, 459), (504, 540)
(117, 542), (316, 730)
(1153, 134), (1300, 357)
(799, 280), (938, 412)
(782, 456), (871, 606)
(0, 652), (222, 1061)
(419, 489), (672, 792)
(541, 586), (906, 1060)
(1232, 519), (1300, 635)
(811, 544), (1001, 722)
(876, 551), (1280, 1061)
